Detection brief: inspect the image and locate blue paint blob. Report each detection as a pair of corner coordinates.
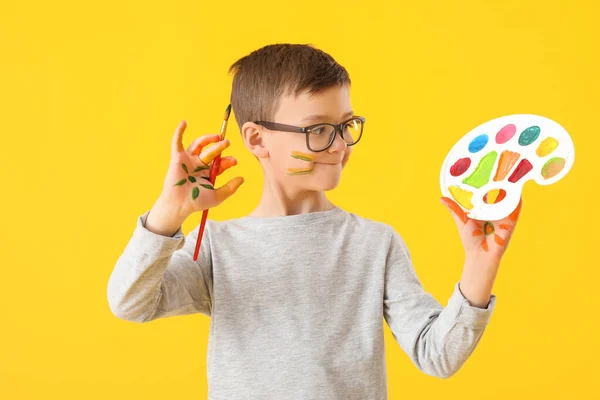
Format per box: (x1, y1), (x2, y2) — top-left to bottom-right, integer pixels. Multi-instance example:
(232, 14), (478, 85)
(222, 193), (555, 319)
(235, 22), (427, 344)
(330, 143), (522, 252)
(468, 134), (489, 153)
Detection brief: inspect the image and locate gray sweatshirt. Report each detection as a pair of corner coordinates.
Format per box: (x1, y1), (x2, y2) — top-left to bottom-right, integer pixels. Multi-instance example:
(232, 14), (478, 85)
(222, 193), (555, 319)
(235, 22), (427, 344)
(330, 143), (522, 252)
(107, 206), (496, 399)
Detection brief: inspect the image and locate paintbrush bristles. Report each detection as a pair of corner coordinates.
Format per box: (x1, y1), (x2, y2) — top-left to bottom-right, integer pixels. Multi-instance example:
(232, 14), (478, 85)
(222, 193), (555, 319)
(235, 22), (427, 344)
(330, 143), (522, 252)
(220, 104), (232, 140)
(223, 104), (232, 121)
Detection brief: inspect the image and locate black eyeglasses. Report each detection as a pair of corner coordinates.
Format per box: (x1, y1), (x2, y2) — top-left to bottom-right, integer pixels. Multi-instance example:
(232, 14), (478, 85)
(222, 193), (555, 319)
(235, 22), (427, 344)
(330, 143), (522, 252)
(255, 116), (365, 152)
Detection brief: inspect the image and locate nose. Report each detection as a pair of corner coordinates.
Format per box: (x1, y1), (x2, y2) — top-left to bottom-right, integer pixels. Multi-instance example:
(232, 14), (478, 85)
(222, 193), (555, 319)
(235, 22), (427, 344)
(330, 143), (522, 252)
(327, 129), (347, 153)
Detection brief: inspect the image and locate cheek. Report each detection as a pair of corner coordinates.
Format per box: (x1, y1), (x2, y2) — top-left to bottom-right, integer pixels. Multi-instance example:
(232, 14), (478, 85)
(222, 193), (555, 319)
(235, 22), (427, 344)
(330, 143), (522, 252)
(341, 147), (353, 167)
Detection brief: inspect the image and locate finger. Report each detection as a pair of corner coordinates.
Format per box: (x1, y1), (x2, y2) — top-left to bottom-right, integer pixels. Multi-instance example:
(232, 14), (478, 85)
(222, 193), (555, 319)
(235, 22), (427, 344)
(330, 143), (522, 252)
(199, 140), (230, 165)
(213, 176), (245, 204)
(171, 120), (187, 157)
(217, 156), (238, 175)
(189, 134), (221, 156)
(441, 196), (469, 226)
(508, 197), (523, 224)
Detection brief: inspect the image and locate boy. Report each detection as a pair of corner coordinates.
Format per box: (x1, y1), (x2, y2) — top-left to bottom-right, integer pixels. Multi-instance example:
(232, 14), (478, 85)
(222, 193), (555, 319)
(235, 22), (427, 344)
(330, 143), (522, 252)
(107, 43), (521, 399)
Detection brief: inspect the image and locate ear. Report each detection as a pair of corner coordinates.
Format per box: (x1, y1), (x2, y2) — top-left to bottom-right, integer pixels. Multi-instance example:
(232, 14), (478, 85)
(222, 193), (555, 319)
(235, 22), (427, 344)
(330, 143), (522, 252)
(241, 122), (269, 159)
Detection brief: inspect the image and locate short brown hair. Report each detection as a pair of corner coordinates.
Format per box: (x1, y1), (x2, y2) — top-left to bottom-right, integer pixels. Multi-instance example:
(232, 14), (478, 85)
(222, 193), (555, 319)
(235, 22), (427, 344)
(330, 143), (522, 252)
(228, 43), (351, 129)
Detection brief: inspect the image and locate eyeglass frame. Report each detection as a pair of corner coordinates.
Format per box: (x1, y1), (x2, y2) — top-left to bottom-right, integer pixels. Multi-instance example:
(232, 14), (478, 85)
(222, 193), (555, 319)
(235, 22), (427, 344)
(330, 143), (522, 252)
(254, 116), (366, 152)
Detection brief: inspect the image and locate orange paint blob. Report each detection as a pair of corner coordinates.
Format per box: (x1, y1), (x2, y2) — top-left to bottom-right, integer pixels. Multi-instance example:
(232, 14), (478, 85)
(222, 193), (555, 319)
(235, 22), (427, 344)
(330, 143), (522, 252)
(494, 150), (520, 181)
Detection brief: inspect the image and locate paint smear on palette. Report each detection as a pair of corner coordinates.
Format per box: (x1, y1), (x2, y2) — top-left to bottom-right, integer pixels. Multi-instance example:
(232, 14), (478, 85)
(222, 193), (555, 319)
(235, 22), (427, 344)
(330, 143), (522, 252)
(440, 114), (575, 221)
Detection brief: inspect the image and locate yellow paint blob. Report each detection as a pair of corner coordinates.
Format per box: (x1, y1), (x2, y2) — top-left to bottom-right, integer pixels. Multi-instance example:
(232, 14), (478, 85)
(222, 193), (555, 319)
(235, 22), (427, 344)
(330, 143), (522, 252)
(448, 186), (474, 210)
(536, 137), (559, 157)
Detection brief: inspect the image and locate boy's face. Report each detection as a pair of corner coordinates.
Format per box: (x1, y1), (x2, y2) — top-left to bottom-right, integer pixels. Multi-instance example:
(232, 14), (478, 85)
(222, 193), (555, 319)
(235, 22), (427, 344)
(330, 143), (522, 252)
(248, 84), (354, 193)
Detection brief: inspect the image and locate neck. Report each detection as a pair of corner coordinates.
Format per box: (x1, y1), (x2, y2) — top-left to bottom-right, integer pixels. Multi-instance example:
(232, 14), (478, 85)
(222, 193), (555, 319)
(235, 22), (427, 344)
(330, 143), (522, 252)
(249, 179), (336, 217)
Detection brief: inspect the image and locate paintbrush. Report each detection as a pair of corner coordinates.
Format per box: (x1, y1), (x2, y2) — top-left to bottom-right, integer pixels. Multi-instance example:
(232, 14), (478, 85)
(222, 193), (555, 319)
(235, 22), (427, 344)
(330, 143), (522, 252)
(193, 104), (232, 261)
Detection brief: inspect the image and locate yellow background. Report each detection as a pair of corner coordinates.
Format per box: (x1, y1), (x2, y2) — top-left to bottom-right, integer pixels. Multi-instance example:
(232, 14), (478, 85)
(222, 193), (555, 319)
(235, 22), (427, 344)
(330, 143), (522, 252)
(1, 0), (598, 399)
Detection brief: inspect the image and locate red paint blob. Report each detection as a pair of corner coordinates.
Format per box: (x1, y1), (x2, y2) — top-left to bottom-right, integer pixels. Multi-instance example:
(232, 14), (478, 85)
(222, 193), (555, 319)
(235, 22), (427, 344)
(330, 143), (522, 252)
(495, 124), (517, 144)
(508, 159), (533, 183)
(450, 157), (471, 177)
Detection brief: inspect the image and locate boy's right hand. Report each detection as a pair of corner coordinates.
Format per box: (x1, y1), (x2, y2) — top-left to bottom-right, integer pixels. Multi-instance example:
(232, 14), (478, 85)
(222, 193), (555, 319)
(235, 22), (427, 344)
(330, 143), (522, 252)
(145, 120), (244, 236)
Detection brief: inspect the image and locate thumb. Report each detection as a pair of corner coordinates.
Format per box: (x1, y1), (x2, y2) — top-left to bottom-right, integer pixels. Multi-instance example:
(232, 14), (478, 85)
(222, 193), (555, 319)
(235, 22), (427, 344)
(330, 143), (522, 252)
(212, 176), (245, 205)
(441, 196), (469, 227)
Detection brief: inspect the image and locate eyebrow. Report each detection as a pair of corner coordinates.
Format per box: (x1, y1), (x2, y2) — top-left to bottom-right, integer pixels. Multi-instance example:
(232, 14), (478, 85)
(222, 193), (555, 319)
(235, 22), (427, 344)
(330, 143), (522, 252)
(301, 111), (355, 123)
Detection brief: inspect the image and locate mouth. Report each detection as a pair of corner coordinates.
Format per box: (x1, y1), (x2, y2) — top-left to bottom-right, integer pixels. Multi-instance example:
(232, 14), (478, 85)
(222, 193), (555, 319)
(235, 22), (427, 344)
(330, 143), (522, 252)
(316, 161), (342, 166)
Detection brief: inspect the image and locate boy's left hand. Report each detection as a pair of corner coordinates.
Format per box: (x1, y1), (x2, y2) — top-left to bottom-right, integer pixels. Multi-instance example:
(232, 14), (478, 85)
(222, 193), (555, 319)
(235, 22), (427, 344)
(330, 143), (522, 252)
(441, 197), (523, 262)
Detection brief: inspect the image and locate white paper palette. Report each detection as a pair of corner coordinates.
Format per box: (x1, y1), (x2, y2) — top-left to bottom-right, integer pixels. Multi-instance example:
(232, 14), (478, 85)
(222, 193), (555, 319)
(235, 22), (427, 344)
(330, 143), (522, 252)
(440, 114), (574, 221)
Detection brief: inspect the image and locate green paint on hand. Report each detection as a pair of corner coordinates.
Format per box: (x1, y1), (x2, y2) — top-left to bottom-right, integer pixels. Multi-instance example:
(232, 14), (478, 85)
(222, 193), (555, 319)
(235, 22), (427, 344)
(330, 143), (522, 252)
(188, 176), (197, 183)
(174, 179), (187, 186)
(462, 151), (498, 189)
(193, 165), (209, 172)
(200, 184), (214, 190)
(192, 186), (199, 200)
(181, 163), (189, 173)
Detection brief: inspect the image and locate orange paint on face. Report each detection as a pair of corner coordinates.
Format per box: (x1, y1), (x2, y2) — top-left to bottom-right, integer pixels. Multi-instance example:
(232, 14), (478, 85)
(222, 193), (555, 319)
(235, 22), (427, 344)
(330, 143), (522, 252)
(287, 167), (314, 176)
(291, 151), (315, 162)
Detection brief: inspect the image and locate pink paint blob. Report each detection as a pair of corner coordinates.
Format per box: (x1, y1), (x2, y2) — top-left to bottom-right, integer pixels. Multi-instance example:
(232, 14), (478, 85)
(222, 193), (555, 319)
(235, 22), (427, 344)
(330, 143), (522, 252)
(495, 124), (517, 144)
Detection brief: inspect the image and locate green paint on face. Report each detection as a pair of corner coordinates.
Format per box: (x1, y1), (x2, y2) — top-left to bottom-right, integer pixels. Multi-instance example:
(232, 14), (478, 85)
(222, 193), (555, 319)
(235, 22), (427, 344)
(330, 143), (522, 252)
(287, 169), (314, 176)
(292, 154), (313, 162)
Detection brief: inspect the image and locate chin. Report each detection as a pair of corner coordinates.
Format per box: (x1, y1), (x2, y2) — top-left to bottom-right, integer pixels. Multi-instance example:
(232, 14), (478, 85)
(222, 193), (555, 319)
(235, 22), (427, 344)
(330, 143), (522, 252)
(309, 171), (342, 191)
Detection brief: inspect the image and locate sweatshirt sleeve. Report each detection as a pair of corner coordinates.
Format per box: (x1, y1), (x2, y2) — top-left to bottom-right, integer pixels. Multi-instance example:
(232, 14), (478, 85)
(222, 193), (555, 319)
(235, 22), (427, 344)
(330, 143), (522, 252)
(106, 211), (213, 323)
(383, 229), (495, 378)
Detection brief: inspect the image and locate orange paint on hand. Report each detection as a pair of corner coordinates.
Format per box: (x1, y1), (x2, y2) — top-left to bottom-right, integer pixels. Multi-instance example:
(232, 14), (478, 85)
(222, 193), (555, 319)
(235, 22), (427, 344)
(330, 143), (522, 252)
(508, 199), (523, 222)
(217, 157), (237, 175)
(494, 235), (505, 246)
(441, 196), (469, 224)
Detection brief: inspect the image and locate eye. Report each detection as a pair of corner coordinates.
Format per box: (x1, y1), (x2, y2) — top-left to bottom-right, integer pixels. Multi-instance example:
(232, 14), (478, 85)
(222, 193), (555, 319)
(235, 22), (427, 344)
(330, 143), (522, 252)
(309, 126), (328, 136)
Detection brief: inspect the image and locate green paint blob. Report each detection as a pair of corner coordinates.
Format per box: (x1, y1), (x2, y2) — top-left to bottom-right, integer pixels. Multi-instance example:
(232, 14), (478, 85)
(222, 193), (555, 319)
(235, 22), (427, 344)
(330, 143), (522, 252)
(181, 163), (189, 173)
(188, 176), (197, 183)
(193, 165), (209, 172)
(518, 126), (541, 146)
(200, 184), (214, 190)
(462, 151), (498, 189)
(192, 186), (199, 200)
(541, 157), (566, 179)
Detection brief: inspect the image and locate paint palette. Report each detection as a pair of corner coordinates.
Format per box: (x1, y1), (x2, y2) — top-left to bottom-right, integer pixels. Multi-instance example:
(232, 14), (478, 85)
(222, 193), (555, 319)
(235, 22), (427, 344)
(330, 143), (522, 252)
(440, 114), (574, 221)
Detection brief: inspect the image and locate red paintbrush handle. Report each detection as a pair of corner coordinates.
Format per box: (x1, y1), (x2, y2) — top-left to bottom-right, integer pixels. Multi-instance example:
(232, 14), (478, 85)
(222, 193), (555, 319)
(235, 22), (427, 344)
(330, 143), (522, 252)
(193, 156), (221, 261)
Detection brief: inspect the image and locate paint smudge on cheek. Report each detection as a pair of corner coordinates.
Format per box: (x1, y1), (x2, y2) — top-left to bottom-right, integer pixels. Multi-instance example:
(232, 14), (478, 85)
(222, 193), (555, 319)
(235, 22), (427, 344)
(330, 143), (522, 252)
(291, 151), (315, 162)
(288, 150), (315, 176)
(287, 168), (314, 176)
